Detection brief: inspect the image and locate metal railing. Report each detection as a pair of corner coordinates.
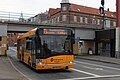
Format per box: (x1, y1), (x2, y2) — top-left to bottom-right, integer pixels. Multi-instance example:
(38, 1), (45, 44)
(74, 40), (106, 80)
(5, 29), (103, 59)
(0, 11), (35, 23)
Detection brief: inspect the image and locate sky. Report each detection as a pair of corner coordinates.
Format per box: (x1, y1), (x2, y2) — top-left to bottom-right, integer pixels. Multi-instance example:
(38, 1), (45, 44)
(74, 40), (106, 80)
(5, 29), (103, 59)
(0, 0), (116, 15)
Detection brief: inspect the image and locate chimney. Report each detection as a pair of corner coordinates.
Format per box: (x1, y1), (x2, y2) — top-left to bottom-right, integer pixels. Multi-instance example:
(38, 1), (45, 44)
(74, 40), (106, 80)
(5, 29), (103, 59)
(107, 8), (109, 11)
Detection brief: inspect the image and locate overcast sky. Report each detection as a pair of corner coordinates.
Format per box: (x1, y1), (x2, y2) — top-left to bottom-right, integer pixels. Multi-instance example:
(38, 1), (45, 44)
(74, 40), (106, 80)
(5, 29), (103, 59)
(0, 0), (116, 15)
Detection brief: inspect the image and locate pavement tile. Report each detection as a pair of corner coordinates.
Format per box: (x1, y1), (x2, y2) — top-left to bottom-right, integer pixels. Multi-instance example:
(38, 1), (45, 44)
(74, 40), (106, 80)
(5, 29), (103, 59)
(0, 56), (28, 80)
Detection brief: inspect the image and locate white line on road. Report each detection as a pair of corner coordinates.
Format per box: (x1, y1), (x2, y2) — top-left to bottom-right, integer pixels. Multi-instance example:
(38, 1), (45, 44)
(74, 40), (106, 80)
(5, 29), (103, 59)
(71, 68), (100, 77)
(82, 65), (103, 70)
(9, 47), (17, 52)
(58, 74), (120, 80)
(8, 57), (32, 80)
(75, 60), (120, 71)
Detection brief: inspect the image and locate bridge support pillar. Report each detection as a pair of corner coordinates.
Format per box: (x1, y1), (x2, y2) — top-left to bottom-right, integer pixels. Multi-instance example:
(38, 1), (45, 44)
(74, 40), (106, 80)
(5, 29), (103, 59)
(0, 36), (7, 56)
(116, 27), (120, 58)
(116, 0), (120, 58)
(0, 24), (7, 56)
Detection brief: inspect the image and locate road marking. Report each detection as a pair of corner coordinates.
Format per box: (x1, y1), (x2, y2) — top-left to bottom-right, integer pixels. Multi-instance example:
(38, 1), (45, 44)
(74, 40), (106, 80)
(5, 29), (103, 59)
(9, 47), (17, 52)
(8, 57), (32, 80)
(82, 65), (103, 70)
(71, 68), (100, 77)
(58, 75), (120, 80)
(75, 60), (120, 71)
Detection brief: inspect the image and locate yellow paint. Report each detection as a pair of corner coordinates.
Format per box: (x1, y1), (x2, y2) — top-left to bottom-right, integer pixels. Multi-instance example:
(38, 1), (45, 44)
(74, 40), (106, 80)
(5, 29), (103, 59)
(73, 41), (78, 55)
(1, 36), (7, 56)
(18, 50), (74, 70)
(36, 55), (74, 70)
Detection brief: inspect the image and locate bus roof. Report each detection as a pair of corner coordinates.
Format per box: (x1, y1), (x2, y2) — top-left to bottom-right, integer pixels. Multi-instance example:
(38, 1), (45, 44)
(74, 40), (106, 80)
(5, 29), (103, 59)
(17, 27), (73, 39)
(17, 28), (37, 39)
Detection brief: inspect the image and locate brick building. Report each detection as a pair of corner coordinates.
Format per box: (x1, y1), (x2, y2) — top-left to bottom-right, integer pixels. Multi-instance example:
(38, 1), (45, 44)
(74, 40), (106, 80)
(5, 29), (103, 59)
(42, 0), (116, 56)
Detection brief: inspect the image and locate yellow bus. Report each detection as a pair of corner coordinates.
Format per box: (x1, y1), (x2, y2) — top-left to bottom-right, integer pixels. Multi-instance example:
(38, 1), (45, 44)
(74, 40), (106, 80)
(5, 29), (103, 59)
(17, 27), (75, 70)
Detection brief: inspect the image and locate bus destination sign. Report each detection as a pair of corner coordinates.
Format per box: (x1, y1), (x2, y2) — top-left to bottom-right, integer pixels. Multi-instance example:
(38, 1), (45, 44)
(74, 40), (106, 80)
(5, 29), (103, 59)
(43, 29), (67, 35)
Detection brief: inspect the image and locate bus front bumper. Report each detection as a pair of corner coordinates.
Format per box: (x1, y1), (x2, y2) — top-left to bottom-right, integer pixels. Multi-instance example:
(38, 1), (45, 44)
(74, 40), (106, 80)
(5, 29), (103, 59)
(35, 63), (74, 70)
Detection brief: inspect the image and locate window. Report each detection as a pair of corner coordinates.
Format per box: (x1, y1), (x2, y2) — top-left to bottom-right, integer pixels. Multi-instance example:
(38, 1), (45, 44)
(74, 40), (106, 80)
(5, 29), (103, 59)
(85, 17), (88, 24)
(57, 16), (60, 22)
(110, 21), (114, 26)
(97, 19), (100, 25)
(53, 18), (55, 23)
(62, 15), (67, 21)
(80, 17), (83, 23)
(92, 19), (96, 24)
(41, 35), (71, 53)
(74, 16), (77, 22)
(52, 19), (54, 23)
(105, 20), (110, 28)
(113, 21), (116, 27)
(62, 6), (67, 11)
(26, 38), (32, 52)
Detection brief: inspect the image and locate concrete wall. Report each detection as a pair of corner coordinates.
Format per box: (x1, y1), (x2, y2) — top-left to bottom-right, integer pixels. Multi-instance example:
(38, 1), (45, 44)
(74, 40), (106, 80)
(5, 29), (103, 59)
(75, 29), (95, 40)
(116, 0), (120, 58)
(116, 27), (120, 58)
(7, 25), (33, 32)
(1, 36), (7, 55)
(0, 24), (7, 36)
(0, 24), (7, 56)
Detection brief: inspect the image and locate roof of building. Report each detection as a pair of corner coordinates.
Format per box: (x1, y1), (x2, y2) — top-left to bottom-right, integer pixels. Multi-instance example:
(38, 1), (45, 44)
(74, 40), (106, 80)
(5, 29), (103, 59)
(48, 3), (116, 18)
(48, 8), (60, 17)
(70, 3), (116, 18)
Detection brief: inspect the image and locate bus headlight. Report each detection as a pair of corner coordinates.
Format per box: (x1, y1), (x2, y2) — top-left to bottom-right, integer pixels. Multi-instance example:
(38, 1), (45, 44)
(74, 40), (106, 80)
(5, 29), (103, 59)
(39, 62), (44, 65)
(66, 61), (73, 64)
(69, 61), (73, 64)
(36, 59), (44, 65)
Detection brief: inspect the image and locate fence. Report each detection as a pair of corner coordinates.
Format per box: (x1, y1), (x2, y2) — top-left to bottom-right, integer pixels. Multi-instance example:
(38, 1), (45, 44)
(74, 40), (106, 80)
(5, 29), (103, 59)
(0, 11), (35, 23)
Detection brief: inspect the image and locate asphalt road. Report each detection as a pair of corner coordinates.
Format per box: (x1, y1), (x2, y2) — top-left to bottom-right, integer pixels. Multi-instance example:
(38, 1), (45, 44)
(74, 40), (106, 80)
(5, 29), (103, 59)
(7, 47), (120, 80)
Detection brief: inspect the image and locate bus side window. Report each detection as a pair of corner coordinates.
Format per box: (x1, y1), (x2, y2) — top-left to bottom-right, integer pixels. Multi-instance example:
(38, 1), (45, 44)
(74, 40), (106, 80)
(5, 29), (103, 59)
(26, 38), (32, 52)
(32, 38), (36, 54)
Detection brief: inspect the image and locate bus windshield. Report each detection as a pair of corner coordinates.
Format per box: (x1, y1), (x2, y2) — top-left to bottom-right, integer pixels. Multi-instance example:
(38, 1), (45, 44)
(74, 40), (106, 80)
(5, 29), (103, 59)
(40, 35), (72, 54)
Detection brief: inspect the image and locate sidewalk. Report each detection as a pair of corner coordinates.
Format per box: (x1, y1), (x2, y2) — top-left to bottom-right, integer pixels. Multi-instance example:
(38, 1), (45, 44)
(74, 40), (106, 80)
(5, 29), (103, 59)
(76, 55), (120, 65)
(0, 56), (28, 80)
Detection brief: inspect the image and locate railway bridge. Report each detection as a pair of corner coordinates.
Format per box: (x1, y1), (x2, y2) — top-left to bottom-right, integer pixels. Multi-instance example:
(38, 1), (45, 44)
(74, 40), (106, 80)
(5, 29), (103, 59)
(0, 21), (73, 55)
